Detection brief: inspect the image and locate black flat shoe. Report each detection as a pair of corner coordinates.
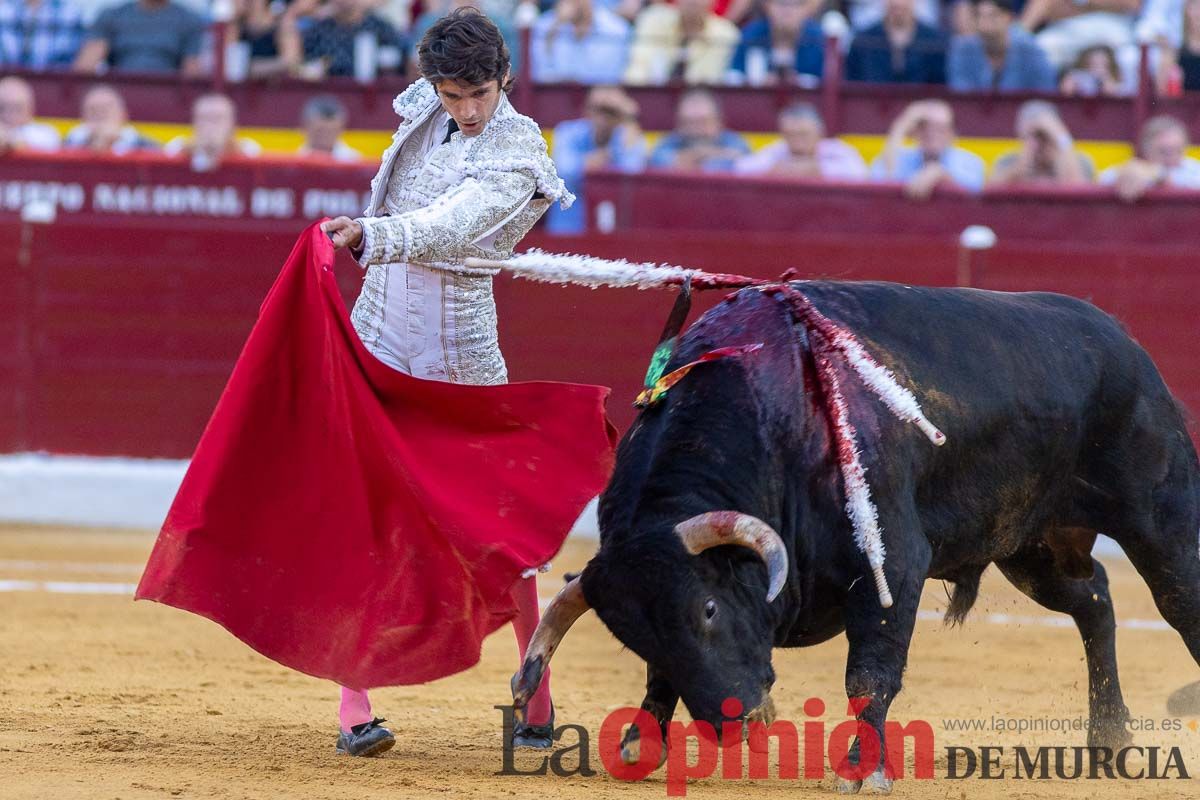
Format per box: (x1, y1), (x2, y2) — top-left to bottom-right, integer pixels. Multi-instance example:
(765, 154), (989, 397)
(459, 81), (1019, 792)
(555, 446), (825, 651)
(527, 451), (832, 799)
(336, 717), (395, 757)
(512, 704), (555, 749)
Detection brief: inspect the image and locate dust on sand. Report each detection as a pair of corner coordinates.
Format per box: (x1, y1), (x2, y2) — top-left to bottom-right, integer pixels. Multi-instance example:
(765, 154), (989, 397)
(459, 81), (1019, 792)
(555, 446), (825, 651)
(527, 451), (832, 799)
(1, 525), (1198, 799)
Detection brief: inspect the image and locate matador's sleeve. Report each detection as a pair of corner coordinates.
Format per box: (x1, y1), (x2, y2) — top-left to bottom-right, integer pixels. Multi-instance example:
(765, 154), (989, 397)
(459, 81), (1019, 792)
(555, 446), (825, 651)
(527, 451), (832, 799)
(354, 117), (574, 269)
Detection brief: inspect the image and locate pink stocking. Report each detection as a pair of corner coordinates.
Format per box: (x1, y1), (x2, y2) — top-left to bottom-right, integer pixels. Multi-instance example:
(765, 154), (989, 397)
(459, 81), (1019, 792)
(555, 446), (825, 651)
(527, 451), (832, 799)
(512, 575), (553, 726)
(339, 686), (374, 734)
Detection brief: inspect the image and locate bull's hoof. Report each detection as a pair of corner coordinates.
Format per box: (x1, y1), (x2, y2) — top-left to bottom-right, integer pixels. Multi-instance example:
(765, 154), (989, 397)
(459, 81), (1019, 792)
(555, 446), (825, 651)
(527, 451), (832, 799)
(834, 775), (862, 794)
(619, 729), (667, 768)
(1167, 680), (1200, 716)
(833, 768), (892, 795)
(1088, 709), (1133, 751)
(619, 732), (640, 766)
(861, 768), (894, 794)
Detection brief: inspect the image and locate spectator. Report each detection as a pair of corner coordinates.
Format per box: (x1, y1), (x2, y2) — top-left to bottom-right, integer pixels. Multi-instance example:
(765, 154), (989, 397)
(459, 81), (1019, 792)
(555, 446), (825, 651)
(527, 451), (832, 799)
(1019, 0), (1139, 75)
(736, 102), (868, 179)
(409, 0), (520, 74)
(73, 0), (206, 76)
(729, 0), (825, 84)
(624, 0), (740, 85)
(297, 94), (362, 161)
(989, 100), (1092, 185)
(0, 0), (85, 68)
(649, 88), (750, 169)
(0, 76), (59, 155)
(63, 84), (158, 154)
(844, 0), (945, 30)
(1101, 114), (1200, 200)
(301, 0), (405, 78)
(871, 99), (985, 197)
(1157, 0), (1200, 91)
(226, 0), (304, 79)
(546, 85), (646, 234)
(948, 0), (1057, 90)
(1059, 43), (1126, 94)
(846, 0), (949, 84)
(531, 0), (630, 84)
(164, 93), (261, 172)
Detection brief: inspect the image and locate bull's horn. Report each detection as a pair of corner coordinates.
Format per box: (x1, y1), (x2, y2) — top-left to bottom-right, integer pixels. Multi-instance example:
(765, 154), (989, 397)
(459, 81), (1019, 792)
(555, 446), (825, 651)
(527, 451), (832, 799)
(675, 512), (788, 603)
(511, 575), (590, 718)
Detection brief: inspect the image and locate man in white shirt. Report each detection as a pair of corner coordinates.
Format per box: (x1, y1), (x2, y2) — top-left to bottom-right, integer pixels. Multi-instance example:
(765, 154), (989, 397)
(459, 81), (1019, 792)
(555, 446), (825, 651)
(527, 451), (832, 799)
(0, 75), (60, 155)
(163, 94), (261, 172)
(870, 99), (986, 198)
(296, 94), (363, 162)
(736, 102), (867, 180)
(1101, 114), (1200, 200)
(530, 0), (631, 84)
(63, 84), (159, 155)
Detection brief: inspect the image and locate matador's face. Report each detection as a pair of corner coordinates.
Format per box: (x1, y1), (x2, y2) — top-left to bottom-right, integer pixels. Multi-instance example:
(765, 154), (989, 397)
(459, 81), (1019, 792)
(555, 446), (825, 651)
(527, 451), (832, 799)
(434, 78), (506, 138)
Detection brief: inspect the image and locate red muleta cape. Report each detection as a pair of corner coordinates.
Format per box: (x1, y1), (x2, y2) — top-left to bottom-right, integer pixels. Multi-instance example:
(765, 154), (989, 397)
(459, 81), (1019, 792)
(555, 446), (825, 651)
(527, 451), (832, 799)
(136, 223), (617, 689)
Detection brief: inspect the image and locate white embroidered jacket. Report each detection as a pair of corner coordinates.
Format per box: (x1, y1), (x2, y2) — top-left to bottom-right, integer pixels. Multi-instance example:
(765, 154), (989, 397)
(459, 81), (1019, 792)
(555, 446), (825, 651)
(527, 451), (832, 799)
(350, 79), (574, 385)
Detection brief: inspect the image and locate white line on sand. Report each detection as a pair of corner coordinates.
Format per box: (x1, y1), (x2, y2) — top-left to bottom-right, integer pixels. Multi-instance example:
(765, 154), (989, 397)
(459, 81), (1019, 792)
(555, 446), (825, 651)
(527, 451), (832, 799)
(0, 559), (144, 575)
(0, 579), (138, 594)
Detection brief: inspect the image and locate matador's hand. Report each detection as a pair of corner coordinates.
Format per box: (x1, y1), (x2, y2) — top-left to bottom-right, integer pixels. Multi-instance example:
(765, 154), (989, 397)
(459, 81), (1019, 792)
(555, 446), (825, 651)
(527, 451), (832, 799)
(321, 216), (364, 251)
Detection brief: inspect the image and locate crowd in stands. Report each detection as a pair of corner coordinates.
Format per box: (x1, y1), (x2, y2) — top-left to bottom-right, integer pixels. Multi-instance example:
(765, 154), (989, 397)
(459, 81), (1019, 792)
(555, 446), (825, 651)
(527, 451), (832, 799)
(2, 0), (1199, 233)
(2, 67), (1198, 228)
(1, 0), (1199, 93)
(0, 74), (362, 165)
(543, 82), (1200, 231)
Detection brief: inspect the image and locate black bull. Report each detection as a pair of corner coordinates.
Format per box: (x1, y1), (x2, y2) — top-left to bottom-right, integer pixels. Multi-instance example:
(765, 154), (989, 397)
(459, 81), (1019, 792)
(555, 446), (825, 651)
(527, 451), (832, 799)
(513, 280), (1200, 789)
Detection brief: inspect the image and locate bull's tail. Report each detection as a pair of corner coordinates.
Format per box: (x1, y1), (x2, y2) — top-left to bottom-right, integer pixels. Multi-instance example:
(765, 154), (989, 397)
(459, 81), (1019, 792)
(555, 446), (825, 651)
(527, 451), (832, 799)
(943, 566), (986, 627)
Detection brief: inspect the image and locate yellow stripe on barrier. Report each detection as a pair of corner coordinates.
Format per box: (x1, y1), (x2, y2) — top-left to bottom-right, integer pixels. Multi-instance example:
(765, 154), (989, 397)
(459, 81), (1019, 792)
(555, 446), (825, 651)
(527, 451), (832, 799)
(38, 117), (1150, 172)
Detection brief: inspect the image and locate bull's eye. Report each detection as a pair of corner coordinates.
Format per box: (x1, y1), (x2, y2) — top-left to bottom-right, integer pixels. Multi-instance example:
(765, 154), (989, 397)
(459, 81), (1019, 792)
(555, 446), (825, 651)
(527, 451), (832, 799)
(703, 599), (718, 621)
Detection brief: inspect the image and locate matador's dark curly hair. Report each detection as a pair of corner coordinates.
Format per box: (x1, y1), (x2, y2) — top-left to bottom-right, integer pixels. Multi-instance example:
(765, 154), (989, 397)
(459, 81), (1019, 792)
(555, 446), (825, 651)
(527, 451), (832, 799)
(417, 8), (513, 92)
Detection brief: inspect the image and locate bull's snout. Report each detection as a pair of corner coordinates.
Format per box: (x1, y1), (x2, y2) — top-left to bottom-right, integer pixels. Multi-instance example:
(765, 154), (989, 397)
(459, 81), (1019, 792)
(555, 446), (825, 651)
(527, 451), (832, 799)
(744, 693), (777, 753)
(709, 691), (779, 746)
(617, 691), (777, 769)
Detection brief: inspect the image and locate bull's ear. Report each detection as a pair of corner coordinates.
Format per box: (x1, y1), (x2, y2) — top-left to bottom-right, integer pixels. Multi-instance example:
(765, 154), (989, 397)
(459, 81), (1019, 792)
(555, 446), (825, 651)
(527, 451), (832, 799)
(511, 574), (591, 720)
(675, 512), (788, 603)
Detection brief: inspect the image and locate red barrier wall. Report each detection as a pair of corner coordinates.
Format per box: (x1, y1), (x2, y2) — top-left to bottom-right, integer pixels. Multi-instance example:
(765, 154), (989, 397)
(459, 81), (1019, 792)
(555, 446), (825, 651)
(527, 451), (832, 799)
(1, 155), (1196, 457)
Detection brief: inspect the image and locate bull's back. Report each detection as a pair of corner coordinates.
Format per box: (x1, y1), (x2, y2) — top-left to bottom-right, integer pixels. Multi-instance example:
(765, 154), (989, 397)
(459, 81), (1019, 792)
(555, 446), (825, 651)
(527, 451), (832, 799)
(693, 280), (1193, 562)
(791, 281), (1176, 438)
(791, 281), (1196, 555)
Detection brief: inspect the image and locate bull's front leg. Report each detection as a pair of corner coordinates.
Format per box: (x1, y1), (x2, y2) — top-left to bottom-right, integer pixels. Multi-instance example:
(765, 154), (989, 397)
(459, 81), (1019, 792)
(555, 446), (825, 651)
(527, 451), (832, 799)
(836, 536), (930, 795)
(620, 663), (678, 768)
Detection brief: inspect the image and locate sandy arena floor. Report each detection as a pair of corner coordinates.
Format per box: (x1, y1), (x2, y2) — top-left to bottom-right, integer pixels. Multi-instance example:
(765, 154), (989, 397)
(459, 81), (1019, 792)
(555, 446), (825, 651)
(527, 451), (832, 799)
(1, 524), (1198, 800)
